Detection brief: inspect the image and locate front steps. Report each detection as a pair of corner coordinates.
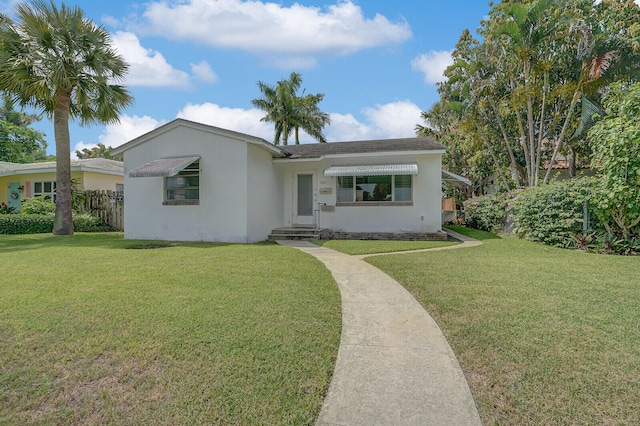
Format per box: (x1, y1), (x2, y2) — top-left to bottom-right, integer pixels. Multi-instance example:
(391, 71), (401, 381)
(268, 226), (322, 241)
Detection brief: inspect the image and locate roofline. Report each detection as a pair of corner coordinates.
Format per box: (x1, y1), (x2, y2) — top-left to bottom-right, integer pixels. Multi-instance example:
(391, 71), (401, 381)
(273, 149), (446, 163)
(0, 161), (124, 177)
(110, 118), (286, 157)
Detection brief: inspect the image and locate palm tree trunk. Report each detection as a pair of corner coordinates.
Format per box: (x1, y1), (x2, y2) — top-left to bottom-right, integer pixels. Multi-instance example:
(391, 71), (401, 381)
(53, 94), (74, 235)
(490, 100), (521, 186)
(543, 87), (582, 184)
(534, 72), (549, 186)
(524, 60), (537, 186)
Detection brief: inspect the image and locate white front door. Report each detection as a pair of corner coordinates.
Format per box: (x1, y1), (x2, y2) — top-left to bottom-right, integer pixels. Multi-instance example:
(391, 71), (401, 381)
(294, 173), (315, 226)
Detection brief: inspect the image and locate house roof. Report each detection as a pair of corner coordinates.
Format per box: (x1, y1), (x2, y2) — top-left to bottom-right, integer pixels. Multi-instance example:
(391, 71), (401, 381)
(0, 158), (124, 177)
(280, 137), (445, 159)
(110, 118), (284, 157)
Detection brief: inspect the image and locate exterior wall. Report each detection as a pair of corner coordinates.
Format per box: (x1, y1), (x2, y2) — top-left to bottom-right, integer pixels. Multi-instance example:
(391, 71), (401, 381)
(277, 152), (443, 234)
(82, 172), (123, 191)
(123, 126), (252, 243)
(246, 144), (284, 242)
(1, 171), (122, 206)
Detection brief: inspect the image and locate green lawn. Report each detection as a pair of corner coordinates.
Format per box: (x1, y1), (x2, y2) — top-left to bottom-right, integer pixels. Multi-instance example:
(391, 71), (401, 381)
(312, 239), (457, 255)
(0, 233), (341, 425)
(367, 226), (640, 424)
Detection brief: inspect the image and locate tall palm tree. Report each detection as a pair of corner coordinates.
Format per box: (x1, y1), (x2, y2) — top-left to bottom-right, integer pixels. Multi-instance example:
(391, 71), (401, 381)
(0, 1), (132, 235)
(252, 72), (330, 145)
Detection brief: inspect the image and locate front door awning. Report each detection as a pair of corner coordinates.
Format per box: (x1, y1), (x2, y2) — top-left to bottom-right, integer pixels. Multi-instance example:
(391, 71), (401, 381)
(128, 156), (200, 178)
(324, 163), (418, 177)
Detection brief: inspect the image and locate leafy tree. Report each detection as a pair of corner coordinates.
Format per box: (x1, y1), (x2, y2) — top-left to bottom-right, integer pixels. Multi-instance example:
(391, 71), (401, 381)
(588, 81), (640, 235)
(0, 120), (46, 162)
(252, 72), (330, 145)
(0, 1), (132, 235)
(75, 143), (116, 160)
(419, 0), (640, 192)
(0, 92), (47, 162)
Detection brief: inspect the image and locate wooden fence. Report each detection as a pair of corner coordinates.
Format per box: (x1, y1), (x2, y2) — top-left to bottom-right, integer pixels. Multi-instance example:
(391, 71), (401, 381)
(83, 190), (124, 231)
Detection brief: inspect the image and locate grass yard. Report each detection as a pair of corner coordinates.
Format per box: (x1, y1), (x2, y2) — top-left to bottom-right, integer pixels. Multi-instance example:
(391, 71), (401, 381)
(0, 233), (341, 425)
(311, 239), (457, 255)
(367, 226), (640, 425)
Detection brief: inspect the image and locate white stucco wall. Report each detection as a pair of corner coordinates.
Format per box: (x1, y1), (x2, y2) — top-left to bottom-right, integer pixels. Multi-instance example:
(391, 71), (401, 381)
(123, 125), (261, 243)
(246, 144), (285, 242)
(277, 152), (443, 234)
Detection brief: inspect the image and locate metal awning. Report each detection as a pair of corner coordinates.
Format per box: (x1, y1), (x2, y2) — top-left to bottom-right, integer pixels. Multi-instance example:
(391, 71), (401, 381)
(128, 156), (200, 178)
(324, 163), (418, 177)
(442, 170), (471, 187)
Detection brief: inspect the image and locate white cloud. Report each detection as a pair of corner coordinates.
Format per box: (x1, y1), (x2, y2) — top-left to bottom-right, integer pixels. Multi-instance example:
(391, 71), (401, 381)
(411, 50), (453, 85)
(136, 0), (411, 68)
(100, 115), (166, 148)
(176, 100), (421, 143)
(190, 61), (218, 83)
(112, 31), (191, 87)
(73, 115), (165, 158)
(177, 103), (274, 139)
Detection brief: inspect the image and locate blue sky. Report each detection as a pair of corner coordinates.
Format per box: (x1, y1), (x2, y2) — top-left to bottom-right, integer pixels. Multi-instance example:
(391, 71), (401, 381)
(1, 0), (495, 156)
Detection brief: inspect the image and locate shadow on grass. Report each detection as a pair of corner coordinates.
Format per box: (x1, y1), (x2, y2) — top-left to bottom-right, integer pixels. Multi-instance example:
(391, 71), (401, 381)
(0, 232), (232, 253)
(445, 225), (503, 241)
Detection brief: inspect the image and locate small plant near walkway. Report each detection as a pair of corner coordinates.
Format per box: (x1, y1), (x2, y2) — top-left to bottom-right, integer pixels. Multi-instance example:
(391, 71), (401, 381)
(312, 239), (457, 255)
(0, 234), (341, 424)
(368, 226), (640, 424)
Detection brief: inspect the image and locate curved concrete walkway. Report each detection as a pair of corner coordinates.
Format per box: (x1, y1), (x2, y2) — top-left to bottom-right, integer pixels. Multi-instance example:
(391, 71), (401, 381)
(278, 230), (483, 425)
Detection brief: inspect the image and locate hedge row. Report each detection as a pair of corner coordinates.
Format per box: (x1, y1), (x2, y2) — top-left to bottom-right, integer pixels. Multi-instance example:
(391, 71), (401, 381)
(0, 213), (113, 234)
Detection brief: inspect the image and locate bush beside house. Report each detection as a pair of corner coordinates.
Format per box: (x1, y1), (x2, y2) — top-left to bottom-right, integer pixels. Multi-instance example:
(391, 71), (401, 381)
(463, 178), (638, 255)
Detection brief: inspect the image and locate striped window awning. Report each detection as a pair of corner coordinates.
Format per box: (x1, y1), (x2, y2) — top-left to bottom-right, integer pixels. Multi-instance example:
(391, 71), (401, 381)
(129, 156), (200, 178)
(324, 163), (418, 177)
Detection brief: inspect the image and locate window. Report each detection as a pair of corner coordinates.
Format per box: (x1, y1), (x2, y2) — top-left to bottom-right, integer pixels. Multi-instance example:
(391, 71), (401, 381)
(165, 161), (199, 204)
(336, 175), (412, 204)
(33, 181), (56, 201)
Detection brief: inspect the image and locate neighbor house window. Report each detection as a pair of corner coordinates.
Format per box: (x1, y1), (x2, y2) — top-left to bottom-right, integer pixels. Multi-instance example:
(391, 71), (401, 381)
(33, 181), (56, 201)
(165, 161), (199, 203)
(336, 175), (412, 203)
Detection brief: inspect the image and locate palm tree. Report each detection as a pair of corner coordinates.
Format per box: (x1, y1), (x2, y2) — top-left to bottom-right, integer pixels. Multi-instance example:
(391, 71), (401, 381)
(0, 1), (132, 235)
(252, 72), (330, 145)
(75, 143), (116, 160)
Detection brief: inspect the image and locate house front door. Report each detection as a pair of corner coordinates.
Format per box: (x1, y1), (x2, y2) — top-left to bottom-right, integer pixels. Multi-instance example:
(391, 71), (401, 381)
(8, 182), (21, 212)
(294, 173), (315, 226)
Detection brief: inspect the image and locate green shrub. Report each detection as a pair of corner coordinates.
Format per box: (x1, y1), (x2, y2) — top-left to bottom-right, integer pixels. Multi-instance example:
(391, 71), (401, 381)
(0, 214), (54, 234)
(0, 213), (112, 234)
(512, 178), (595, 247)
(73, 213), (112, 232)
(19, 196), (56, 215)
(463, 192), (516, 232)
(0, 202), (14, 214)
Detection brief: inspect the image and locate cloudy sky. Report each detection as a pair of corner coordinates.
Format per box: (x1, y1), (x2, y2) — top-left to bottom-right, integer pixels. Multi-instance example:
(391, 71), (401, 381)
(2, 0), (632, 156)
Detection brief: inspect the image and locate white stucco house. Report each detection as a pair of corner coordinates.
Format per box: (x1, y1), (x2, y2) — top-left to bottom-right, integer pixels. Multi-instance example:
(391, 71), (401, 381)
(111, 119), (455, 243)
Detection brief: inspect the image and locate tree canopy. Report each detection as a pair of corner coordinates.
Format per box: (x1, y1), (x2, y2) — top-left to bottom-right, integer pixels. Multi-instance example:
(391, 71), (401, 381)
(0, 93), (46, 163)
(0, 0), (132, 235)
(252, 72), (331, 145)
(419, 0), (640, 193)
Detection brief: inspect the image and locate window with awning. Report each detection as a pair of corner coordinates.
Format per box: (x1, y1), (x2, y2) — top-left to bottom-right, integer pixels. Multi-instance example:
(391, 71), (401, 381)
(128, 156), (200, 205)
(327, 164), (417, 204)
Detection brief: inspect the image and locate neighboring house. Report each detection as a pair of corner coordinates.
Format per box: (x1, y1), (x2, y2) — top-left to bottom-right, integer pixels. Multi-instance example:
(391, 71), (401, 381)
(0, 158), (124, 211)
(111, 118), (459, 243)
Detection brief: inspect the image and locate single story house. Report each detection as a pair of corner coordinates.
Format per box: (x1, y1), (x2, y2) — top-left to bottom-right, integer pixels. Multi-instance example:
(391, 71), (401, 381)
(111, 118), (464, 243)
(0, 158), (124, 211)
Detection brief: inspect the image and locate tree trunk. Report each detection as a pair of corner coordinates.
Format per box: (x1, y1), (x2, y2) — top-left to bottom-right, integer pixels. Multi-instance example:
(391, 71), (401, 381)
(53, 94), (74, 236)
(490, 100), (521, 187)
(543, 87), (582, 184)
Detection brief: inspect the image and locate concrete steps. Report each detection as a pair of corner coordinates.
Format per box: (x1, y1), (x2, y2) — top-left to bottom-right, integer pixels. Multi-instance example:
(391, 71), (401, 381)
(268, 227), (322, 241)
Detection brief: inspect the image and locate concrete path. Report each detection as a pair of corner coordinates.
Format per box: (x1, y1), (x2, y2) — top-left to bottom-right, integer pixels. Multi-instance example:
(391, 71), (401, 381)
(277, 231), (482, 426)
